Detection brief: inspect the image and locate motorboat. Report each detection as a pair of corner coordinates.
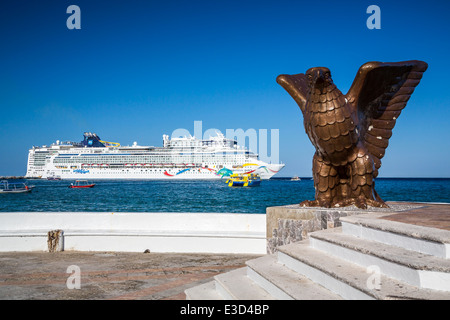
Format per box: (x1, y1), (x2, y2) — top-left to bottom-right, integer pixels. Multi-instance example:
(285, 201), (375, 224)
(0, 180), (34, 193)
(69, 180), (95, 188)
(225, 173), (261, 187)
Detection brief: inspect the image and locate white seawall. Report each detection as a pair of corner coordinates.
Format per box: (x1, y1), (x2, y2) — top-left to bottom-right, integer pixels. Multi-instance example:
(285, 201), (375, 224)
(0, 212), (266, 254)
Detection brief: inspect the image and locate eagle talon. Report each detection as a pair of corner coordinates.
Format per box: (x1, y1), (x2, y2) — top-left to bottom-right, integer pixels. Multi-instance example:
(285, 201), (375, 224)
(300, 199), (333, 208)
(331, 198), (389, 210)
(299, 200), (322, 207)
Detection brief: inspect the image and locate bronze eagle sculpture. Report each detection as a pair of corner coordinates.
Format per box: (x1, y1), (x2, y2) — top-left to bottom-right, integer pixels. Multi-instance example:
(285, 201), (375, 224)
(277, 60), (428, 209)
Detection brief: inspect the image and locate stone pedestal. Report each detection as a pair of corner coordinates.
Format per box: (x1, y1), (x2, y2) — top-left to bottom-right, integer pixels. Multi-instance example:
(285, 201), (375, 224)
(266, 202), (421, 254)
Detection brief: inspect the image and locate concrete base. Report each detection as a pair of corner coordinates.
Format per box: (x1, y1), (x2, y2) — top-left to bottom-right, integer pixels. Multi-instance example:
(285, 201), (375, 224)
(266, 202), (423, 254)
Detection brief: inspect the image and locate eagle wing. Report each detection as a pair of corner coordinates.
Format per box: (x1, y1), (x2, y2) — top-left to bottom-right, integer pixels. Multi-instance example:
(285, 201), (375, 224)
(276, 73), (309, 113)
(345, 60), (428, 172)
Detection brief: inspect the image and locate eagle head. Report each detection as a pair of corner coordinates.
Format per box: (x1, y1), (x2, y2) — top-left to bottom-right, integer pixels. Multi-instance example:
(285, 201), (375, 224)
(306, 67), (333, 92)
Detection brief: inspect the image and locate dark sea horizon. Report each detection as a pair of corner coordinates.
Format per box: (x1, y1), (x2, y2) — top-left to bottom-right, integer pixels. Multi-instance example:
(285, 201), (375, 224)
(1, 178), (449, 213)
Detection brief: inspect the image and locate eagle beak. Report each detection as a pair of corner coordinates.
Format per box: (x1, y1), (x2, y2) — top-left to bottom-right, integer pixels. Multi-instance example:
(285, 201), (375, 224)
(313, 70), (325, 84)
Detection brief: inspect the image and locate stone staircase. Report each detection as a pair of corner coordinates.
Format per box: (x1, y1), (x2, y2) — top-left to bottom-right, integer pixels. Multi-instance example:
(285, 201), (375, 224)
(185, 212), (450, 300)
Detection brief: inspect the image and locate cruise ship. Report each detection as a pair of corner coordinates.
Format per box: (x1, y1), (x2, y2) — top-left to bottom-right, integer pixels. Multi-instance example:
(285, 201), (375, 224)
(25, 132), (285, 180)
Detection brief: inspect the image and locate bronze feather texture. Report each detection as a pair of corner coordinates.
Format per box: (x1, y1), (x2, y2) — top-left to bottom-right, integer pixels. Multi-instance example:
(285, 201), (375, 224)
(277, 61), (428, 209)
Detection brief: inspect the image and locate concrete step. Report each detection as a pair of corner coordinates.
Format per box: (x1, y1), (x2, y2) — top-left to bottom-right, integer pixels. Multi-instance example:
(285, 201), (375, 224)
(185, 280), (224, 300)
(309, 227), (450, 292)
(278, 239), (450, 300)
(245, 255), (342, 300)
(340, 213), (450, 259)
(214, 267), (274, 300)
(186, 207), (450, 300)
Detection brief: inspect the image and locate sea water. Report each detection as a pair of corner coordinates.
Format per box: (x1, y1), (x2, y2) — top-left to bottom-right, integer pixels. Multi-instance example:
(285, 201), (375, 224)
(0, 178), (449, 213)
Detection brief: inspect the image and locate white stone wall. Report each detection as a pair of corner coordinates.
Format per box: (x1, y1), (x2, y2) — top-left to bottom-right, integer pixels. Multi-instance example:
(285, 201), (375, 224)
(0, 212), (266, 254)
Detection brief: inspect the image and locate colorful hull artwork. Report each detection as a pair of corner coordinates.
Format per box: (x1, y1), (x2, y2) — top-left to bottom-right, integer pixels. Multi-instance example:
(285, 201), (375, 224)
(242, 163), (279, 174)
(164, 168), (191, 176)
(163, 165), (279, 178)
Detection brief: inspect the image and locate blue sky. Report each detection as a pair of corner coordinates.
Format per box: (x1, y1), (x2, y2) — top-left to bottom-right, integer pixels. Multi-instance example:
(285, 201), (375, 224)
(0, 0), (449, 177)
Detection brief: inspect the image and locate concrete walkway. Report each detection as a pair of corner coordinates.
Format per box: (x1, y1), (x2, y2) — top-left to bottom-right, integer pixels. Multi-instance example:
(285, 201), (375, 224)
(0, 251), (260, 300)
(381, 202), (450, 231)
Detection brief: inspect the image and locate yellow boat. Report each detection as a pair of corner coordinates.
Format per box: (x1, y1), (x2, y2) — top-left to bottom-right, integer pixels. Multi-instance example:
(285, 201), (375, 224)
(225, 173), (261, 187)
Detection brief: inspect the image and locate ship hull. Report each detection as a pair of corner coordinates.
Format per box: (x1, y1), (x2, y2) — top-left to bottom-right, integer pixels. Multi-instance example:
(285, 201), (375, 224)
(27, 164), (284, 180)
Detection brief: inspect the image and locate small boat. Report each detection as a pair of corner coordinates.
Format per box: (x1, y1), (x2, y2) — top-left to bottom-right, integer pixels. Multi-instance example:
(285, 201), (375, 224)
(291, 176), (301, 181)
(0, 180), (34, 193)
(226, 173), (261, 187)
(69, 180), (95, 188)
(47, 174), (61, 181)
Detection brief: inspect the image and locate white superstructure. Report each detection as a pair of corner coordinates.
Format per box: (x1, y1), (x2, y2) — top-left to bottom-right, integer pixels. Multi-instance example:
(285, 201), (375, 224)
(26, 132), (284, 180)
